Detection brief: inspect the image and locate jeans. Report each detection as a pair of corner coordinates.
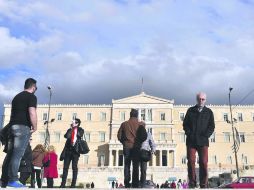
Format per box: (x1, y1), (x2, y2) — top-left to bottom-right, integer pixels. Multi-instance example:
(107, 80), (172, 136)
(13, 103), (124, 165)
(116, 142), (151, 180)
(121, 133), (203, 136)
(60, 150), (79, 187)
(123, 148), (140, 188)
(8, 125), (31, 182)
(187, 146), (208, 188)
(140, 161), (147, 185)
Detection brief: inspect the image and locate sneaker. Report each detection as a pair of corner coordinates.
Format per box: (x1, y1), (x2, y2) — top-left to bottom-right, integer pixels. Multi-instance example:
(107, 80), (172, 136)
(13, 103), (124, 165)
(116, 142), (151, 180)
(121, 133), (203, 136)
(7, 181), (26, 188)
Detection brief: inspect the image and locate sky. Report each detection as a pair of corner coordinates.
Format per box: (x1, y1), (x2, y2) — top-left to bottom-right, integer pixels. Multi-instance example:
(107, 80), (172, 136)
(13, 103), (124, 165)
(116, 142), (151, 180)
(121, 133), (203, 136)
(1, 0), (254, 118)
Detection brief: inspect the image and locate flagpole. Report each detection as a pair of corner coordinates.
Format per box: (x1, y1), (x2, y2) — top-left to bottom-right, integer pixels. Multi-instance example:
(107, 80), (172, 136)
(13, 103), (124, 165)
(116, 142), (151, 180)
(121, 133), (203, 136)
(229, 87), (239, 178)
(44, 86), (52, 148)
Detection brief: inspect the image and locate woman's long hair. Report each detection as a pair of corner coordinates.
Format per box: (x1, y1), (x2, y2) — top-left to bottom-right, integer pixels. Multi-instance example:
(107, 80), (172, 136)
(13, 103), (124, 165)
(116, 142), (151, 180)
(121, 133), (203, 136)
(33, 144), (46, 152)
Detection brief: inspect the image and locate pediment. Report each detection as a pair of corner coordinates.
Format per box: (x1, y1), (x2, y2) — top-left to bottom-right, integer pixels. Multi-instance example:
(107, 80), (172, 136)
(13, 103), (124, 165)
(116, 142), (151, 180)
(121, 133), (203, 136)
(112, 92), (174, 104)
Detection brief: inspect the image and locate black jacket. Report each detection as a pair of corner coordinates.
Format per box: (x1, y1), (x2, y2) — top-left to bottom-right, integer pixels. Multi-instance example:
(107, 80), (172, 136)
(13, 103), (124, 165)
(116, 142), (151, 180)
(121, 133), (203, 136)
(183, 105), (215, 147)
(63, 127), (84, 154)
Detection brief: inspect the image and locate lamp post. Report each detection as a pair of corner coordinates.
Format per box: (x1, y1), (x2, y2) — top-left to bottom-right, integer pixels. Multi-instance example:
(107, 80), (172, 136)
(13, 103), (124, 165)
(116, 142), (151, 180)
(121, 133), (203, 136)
(229, 87), (240, 178)
(44, 86), (52, 148)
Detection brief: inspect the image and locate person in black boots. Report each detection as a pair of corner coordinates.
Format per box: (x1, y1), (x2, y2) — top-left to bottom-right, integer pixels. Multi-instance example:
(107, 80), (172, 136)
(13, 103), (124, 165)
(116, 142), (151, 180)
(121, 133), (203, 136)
(60, 118), (84, 188)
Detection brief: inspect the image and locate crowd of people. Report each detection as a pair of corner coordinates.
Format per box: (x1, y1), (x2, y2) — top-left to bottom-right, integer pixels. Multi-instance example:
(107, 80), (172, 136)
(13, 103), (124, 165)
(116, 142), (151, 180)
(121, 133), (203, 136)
(0, 78), (215, 188)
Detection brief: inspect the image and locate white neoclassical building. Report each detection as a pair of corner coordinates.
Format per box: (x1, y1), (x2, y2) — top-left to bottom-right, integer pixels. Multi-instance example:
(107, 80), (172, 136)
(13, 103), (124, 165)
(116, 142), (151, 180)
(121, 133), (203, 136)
(2, 92), (254, 187)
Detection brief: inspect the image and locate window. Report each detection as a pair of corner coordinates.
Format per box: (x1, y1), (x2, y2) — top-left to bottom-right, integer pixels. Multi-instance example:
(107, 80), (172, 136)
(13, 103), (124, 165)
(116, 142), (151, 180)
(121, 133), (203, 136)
(147, 109), (152, 121)
(43, 113), (48, 121)
(239, 133), (245, 143)
(57, 113), (62, 121)
(83, 155), (89, 164)
(179, 133), (186, 143)
(54, 132), (61, 143)
(227, 156), (232, 164)
(140, 109), (152, 121)
(211, 155), (217, 164)
(180, 113), (185, 121)
(86, 113), (92, 121)
(210, 132), (216, 143)
(141, 109), (146, 121)
(120, 112), (125, 121)
(242, 155), (248, 165)
(160, 113), (166, 121)
(84, 132), (90, 142)
(147, 128), (153, 135)
(39, 132), (46, 143)
(72, 113), (77, 120)
(99, 155), (105, 166)
(160, 133), (166, 141)
(181, 156), (187, 164)
(224, 132), (231, 142)
(223, 113), (228, 122)
(99, 132), (105, 142)
(100, 112), (106, 121)
(238, 113), (243, 122)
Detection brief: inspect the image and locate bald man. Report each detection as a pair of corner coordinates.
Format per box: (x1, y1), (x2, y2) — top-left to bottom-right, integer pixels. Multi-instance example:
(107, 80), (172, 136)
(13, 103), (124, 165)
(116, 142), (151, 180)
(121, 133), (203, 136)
(183, 92), (215, 188)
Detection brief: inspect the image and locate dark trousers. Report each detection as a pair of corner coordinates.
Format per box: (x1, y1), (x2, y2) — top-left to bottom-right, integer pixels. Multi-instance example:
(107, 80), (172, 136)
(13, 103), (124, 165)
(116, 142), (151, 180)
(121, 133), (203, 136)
(140, 161), (147, 185)
(1, 154), (11, 187)
(19, 172), (31, 185)
(187, 146), (208, 188)
(47, 178), (54, 188)
(31, 169), (42, 188)
(60, 151), (79, 187)
(123, 148), (140, 188)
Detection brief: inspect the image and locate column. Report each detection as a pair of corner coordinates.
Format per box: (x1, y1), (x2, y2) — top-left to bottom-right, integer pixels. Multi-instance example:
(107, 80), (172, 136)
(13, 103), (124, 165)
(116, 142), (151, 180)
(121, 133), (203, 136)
(152, 152), (156, 166)
(145, 108), (148, 121)
(116, 150), (119, 167)
(160, 150), (163, 166)
(109, 149), (113, 166)
(167, 150), (170, 167)
(173, 151), (176, 168)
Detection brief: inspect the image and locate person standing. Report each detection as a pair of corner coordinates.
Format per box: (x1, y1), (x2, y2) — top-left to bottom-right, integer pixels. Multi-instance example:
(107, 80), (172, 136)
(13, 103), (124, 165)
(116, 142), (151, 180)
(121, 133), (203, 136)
(7, 78), (37, 188)
(183, 92), (215, 188)
(43, 145), (58, 188)
(60, 118), (84, 188)
(140, 129), (156, 187)
(31, 144), (46, 188)
(117, 109), (147, 188)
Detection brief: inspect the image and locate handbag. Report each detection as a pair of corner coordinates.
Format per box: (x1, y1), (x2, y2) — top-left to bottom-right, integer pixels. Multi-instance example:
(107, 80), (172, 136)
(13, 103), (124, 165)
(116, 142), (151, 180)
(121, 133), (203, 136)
(43, 154), (50, 167)
(140, 149), (151, 162)
(78, 138), (90, 154)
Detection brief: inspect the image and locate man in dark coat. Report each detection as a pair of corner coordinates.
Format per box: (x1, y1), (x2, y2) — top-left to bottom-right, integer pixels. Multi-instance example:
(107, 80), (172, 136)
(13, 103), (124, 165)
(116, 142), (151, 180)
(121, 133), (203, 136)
(183, 92), (215, 188)
(60, 118), (84, 188)
(117, 109), (147, 188)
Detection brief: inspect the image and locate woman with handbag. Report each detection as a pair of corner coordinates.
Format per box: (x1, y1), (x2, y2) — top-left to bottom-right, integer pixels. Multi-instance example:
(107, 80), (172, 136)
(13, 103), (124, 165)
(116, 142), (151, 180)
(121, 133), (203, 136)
(60, 118), (84, 188)
(140, 129), (156, 187)
(43, 145), (58, 188)
(31, 144), (46, 188)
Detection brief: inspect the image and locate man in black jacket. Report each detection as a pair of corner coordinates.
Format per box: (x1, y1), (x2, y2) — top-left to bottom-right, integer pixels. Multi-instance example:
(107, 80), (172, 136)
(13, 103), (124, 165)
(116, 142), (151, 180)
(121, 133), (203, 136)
(60, 118), (84, 188)
(183, 92), (215, 188)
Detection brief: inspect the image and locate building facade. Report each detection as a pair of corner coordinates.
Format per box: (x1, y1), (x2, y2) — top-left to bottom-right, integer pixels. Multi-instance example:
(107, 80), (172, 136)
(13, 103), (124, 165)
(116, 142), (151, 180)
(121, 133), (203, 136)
(2, 92), (254, 187)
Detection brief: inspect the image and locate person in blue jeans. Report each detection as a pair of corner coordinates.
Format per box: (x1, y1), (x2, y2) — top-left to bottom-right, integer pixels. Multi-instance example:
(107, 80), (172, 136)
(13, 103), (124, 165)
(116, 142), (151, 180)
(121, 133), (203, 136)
(7, 78), (38, 188)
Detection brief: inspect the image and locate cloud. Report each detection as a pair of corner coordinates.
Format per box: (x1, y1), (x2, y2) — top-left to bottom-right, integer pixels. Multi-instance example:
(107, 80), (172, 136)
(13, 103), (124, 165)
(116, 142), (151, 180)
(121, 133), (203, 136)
(0, 0), (254, 111)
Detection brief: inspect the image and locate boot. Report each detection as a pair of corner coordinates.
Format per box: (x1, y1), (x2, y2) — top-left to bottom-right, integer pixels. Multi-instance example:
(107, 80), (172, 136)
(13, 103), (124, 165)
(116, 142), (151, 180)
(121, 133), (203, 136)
(70, 170), (78, 188)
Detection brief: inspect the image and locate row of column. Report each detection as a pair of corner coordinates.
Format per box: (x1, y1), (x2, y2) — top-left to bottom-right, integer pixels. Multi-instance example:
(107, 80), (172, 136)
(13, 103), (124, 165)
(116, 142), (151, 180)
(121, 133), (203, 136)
(109, 149), (175, 167)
